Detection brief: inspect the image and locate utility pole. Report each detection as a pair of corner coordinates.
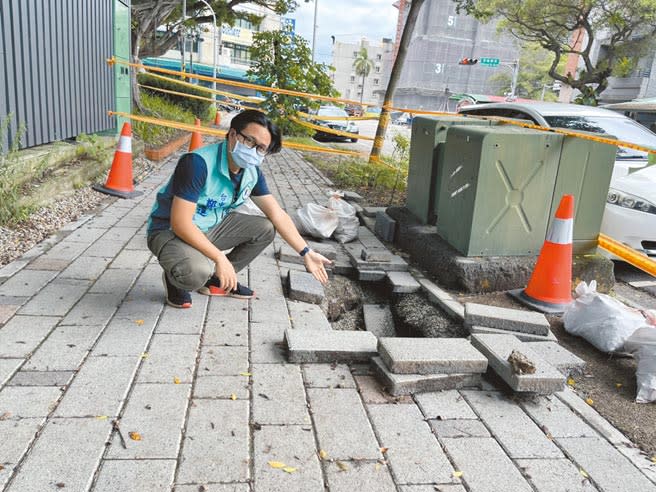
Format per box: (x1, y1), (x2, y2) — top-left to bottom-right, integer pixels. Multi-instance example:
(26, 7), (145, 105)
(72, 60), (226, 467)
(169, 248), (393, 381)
(304, 0), (319, 62)
(181, 0), (187, 73)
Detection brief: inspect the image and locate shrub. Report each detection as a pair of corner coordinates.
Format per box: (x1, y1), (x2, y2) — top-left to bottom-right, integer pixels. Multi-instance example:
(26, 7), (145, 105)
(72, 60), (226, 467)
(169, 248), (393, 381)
(133, 92), (197, 147)
(137, 73), (213, 121)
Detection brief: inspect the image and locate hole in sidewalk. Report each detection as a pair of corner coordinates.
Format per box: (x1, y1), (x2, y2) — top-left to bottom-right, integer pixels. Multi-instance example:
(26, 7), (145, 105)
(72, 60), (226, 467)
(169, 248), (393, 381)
(321, 273), (467, 338)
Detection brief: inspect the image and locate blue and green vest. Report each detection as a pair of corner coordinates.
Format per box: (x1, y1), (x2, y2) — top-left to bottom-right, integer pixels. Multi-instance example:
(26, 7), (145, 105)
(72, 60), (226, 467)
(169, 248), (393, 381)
(190, 142), (259, 232)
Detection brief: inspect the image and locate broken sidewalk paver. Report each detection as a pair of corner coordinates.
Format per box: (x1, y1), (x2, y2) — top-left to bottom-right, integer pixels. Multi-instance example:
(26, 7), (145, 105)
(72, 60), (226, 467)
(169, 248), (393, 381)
(387, 271), (421, 293)
(469, 324), (557, 343)
(378, 337), (487, 375)
(285, 329), (377, 363)
(287, 270), (325, 304)
(363, 304), (396, 338)
(464, 302), (551, 336)
(470, 334), (564, 394)
(371, 357), (481, 396)
(524, 341), (586, 375)
(374, 211), (396, 242)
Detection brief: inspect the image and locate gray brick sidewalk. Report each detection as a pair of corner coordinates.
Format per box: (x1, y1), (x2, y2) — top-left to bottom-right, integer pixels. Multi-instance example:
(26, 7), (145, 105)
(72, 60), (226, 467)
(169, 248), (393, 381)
(1, 147), (655, 491)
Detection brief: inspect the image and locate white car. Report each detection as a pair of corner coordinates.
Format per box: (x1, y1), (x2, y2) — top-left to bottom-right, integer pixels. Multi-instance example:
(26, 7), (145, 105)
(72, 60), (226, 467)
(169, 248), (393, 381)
(458, 102), (656, 257)
(312, 106), (359, 143)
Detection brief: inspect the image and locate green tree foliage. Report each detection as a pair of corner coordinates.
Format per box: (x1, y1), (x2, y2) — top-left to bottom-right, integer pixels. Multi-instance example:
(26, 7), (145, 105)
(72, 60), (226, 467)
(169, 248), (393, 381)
(453, 0), (656, 104)
(352, 46), (374, 104)
(247, 29), (337, 137)
(131, 0), (297, 60)
(490, 43), (565, 100)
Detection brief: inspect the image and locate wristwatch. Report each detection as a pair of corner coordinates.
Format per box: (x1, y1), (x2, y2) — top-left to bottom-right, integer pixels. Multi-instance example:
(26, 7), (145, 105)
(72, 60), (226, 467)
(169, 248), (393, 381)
(299, 246), (311, 257)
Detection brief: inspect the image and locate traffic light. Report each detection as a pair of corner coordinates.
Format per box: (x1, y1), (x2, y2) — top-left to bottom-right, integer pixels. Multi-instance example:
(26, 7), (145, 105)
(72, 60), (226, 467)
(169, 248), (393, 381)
(459, 58), (478, 65)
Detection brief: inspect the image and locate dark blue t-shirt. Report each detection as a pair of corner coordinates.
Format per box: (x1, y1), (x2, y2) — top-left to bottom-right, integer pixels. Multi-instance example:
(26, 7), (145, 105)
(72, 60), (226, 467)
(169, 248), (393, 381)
(148, 153), (270, 233)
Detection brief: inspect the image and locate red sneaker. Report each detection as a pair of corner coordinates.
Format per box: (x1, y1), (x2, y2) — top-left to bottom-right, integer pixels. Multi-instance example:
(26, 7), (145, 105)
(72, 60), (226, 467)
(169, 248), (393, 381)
(198, 276), (255, 300)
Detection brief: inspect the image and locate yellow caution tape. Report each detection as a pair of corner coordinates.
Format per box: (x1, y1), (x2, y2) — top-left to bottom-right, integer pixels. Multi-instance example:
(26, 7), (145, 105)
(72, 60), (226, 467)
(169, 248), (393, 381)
(598, 234), (656, 277)
(139, 84), (263, 111)
(108, 111), (366, 157)
(296, 110), (378, 122)
(108, 57), (379, 108)
(145, 73), (265, 104)
(139, 84), (216, 104)
(289, 115), (373, 141)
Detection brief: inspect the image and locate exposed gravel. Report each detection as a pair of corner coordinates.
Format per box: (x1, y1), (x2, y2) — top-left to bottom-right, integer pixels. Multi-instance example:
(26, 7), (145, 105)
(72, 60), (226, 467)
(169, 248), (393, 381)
(0, 155), (155, 268)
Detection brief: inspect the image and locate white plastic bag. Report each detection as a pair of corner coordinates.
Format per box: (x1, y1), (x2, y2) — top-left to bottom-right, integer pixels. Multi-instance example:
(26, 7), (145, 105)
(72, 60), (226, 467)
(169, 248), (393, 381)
(563, 281), (647, 353)
(294, 203), (339, 239)
(624, 327), (656, 403)
(328, 193), (359, 243)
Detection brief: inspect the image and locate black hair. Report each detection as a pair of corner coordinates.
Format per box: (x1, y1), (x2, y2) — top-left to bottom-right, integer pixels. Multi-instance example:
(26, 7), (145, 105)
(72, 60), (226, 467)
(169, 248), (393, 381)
(229, 109), (282, 154)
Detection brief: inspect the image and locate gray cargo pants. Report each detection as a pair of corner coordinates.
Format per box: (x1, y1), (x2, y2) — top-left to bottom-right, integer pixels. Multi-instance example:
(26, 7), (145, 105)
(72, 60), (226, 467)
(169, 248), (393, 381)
(147, 212), (275, 291)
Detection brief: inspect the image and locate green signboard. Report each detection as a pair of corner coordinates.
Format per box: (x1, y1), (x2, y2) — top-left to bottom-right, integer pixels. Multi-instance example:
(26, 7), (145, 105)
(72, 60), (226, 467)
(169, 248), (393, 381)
(480, 57), (500, 67)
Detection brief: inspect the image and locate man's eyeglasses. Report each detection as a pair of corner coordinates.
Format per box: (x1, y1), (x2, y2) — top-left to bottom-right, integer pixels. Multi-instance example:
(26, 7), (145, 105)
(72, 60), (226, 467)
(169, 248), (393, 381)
(237, 131), (269, 157)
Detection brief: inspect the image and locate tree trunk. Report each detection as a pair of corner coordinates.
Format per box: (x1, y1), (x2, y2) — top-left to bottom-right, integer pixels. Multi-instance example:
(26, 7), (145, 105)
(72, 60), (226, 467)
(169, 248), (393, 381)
(369, 0), (425, 162)
(131, 35), (146, 114)
(360, 72), (366, 104)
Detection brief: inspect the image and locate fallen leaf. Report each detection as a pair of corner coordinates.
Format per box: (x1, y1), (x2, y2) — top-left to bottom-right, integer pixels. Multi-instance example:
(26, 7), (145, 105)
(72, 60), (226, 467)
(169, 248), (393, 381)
(268, 461), (286, 469)
(135, 319), (145, 326)
(198, 486), (207, 492)
(140, 352), (149, 360)
(380, 447), (389, 453)
(0, 465), (4, 471)
(375, 463), (381, 471)
(95, 415), (108, 420)
(319, 449), (328, 460)
(585, 398), (594, 406)
(239, 372), (252, 377)
(567, 377), (576, 387)
(0, 412), (12, 420)
(579, 469), (589, 478)
(55, 483), (65, 489)
(173, 377), (181, 384)
(453, 471), (464, 478)
(230, 393), (237, 401)
(282, 466), (297, 473)
(336, 460), (349, 472)
(615, 383), (623, 389)
(651, 456), (656, 464)
(129, 432), (142, 441)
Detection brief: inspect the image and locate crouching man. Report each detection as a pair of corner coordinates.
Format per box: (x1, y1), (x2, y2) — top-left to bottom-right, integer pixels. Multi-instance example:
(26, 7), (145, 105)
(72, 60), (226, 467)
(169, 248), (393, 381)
(147, 110), (332, 308)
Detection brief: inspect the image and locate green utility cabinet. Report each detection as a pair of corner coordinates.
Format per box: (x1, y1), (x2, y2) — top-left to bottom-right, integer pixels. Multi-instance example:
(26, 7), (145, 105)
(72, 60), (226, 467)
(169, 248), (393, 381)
(549, 132), (617, 254)
(406, 116), (493, 224)
(436, 126), (563, 256)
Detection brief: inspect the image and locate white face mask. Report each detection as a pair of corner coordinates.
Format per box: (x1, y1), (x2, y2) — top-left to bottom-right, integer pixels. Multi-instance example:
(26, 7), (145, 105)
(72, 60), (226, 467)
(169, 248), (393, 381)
(231, 140), (265, 169)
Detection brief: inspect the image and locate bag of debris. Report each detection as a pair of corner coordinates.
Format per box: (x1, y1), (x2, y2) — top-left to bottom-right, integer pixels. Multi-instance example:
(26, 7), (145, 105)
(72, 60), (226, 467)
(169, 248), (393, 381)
(327, 193), (359, 243)
(624, 326), (656, 403)
(563, 281), (648, 353)
(294, 203), (339, 239)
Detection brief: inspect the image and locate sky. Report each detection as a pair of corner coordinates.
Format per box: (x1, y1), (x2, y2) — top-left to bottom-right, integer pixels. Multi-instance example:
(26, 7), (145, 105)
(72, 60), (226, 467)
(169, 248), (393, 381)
(288, 0), (399, 65)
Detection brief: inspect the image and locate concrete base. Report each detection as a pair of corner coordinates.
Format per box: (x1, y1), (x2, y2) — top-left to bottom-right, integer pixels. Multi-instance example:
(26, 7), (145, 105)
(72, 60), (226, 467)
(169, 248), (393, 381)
(387, 206), (615, 294)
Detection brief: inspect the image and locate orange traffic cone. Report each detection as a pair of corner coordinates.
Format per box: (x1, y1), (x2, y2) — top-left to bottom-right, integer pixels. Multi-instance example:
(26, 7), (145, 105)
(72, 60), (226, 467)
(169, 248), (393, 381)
(93, 122), (142, 199)
(509, 194), (574, 313)
(214, 111), (221, 127)
(188, 118), (204, 151)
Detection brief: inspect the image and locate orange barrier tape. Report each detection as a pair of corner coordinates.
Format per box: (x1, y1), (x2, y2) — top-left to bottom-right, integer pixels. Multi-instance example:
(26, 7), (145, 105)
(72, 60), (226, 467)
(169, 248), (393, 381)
(145, 73), (265, 104)
(598, 234), (656, 277)
(289, 115), (374, 141)
(139, 84), (215, 104)
(296, 110), (378, 122)
(139, 84), (263, 112)
(107, 111), (365, 157)
(108, 57), (379, 108)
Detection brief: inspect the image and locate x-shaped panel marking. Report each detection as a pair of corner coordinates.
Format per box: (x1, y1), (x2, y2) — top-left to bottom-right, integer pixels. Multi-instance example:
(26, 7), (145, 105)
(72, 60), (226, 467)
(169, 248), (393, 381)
(485, 159), (544, 235)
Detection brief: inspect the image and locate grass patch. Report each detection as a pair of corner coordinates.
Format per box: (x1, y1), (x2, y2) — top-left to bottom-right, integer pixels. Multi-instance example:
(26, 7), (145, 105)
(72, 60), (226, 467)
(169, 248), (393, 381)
(134, 92), (200, 147)
(299, 132), (410, 207)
